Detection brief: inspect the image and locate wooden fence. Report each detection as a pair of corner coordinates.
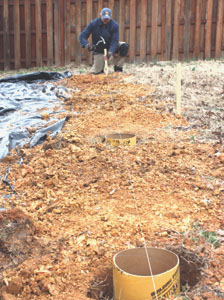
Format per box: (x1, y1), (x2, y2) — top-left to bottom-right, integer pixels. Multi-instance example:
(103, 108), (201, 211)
(0, 0), (223, 70)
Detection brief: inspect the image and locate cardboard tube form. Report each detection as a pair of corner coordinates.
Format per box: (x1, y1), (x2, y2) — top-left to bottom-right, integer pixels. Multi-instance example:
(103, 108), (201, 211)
(106, 133), (136, 146)
(113, 248), (180, 300)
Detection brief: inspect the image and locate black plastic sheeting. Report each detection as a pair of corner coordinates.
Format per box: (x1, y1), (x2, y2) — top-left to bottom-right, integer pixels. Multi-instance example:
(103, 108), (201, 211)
(0, 71), (71, 84)
(0, 71), (72, 160)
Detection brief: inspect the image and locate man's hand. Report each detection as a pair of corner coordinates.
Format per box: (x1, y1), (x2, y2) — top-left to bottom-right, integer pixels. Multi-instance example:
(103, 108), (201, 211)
(108, 52), (113, 62)
(85, 44), (92, 52)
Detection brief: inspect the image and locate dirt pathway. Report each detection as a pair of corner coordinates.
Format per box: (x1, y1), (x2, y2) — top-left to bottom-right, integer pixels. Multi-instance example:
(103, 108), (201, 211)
(0, 62), (224, 300)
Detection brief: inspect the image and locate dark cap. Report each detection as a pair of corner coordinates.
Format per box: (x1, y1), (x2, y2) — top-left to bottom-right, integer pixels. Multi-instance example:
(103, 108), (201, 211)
(100, 8), (112, 20)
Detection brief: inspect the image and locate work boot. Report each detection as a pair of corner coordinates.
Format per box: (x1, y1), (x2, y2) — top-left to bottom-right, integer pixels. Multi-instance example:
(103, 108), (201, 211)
(114, 65), (123, 72)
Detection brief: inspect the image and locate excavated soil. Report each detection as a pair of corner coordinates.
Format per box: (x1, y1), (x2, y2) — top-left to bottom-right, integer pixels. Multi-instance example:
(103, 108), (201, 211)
(0, 61), (224, 300)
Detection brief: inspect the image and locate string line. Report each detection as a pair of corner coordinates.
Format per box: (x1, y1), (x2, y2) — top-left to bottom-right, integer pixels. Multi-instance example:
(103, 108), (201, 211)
(104, 73), (159, 300)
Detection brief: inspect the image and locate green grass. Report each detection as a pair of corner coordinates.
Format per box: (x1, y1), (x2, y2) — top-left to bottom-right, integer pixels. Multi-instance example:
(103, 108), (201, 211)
(189, 134), (196, 143)
(200, 231), (220, 248)
(190, 221), (221, 248)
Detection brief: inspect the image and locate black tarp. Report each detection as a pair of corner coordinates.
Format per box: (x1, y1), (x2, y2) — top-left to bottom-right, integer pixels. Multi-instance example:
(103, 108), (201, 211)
(0, 71), (71, 83)
(0, 71), (72, 160)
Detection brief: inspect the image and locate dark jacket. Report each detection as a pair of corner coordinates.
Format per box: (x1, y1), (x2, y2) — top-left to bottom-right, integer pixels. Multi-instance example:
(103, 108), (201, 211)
(79, 18), (119, 54)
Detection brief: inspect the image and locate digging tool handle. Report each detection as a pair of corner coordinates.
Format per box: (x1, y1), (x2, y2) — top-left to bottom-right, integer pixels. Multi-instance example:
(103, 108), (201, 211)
(104, 49), (109, 75)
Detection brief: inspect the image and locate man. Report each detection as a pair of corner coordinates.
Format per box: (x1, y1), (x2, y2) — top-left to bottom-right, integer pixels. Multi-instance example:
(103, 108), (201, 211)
(79, 8), (129, 74)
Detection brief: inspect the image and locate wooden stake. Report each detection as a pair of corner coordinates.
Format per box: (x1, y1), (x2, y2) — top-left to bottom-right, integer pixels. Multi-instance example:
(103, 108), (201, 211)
(104, 49), (109, 75)
(176, 63), (182, 115)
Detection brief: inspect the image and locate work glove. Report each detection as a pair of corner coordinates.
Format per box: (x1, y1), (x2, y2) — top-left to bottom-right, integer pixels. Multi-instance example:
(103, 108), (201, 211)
(108, 52), (113, 63)
(85, 44), (92, 52)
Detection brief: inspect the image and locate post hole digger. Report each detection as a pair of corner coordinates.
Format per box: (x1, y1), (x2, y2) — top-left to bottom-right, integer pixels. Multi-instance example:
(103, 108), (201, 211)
(100, 36), (109, 75)
(87, 36), (112, 75)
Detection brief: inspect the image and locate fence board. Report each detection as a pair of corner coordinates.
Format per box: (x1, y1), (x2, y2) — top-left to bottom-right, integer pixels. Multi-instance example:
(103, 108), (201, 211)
(36, 0), (42, 67)
(98, 0), (103, 15)
(161, 0), (166, 60)
(156, 0), (161, 59)
(129, 0), (136, 61)
(20, 2), (25, 66)
(124, 0), (129, 53)
(140, 0), (147, 61)
(184, 0), (192, 59)
(46, 0), (53, 66)
(54, 0), (60, 65)
(87, 0), (93, 23)
(194, 0), (202, 57)
(60, 0), (65, 65)
(173, 0), (180, 60)
(76, 0), (82, 64)
(24, 0), (31, 68)
(165, 0), (172, 60)
(70, 2), (75, 62)
(86, 0), (93, 65)
(151, 0), (158, 60)
(14, 0), (20, 69)
(205, 0), (213, 59)
(3, 0), (10, 70)
(65, 0), (71, 64)
(189, 0), (195, 59)
(109, 0), (114, 15)
(136, 0), (141, 60)
(215, 0), (224, 57)
(119, 0), (124, 41)
(179, 0), (185, 58)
